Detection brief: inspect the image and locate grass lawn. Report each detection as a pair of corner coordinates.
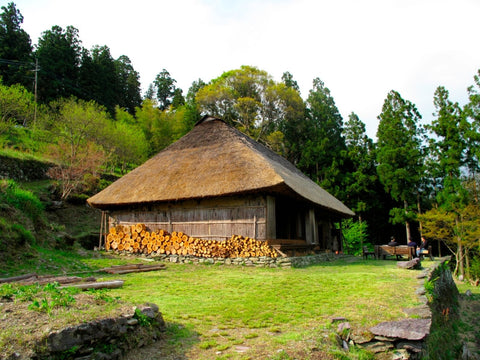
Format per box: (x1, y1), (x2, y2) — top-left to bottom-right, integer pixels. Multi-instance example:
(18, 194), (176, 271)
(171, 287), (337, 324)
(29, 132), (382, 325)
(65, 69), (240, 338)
(80, 256), (421, 359)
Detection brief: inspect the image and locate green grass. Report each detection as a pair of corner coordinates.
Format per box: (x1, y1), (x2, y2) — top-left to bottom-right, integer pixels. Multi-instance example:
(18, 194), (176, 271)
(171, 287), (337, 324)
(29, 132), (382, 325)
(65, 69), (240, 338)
(89, 257), (419, 359)
(0, 253), (424, 359)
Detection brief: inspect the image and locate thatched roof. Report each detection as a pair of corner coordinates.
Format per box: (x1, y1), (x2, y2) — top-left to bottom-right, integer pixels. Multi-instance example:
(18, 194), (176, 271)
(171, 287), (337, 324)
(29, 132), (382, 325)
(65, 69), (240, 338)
(87, 116), (354, 217)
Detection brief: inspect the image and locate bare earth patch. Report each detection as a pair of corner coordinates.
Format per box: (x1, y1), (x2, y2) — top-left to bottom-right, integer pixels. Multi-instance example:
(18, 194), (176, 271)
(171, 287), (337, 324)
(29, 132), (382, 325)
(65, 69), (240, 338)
(0, 292), (133, 359)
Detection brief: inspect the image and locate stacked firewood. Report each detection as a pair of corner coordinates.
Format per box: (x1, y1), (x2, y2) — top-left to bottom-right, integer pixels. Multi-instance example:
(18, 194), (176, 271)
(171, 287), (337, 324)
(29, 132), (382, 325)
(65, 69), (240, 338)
(105, 224), (278, 258)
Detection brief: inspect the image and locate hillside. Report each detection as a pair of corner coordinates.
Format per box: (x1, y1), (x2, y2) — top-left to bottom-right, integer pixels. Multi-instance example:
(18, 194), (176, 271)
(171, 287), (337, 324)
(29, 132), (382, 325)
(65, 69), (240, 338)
(0, 153), (104, 276)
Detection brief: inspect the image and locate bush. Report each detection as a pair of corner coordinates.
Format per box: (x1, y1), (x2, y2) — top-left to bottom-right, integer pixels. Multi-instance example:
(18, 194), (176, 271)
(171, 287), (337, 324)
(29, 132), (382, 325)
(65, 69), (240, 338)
(0, 179), (44, 221)
(341, 219), (370, 256)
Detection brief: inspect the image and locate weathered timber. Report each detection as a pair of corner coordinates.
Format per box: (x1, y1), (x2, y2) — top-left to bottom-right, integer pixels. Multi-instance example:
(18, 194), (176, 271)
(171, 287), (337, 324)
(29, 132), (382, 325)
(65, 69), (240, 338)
(0, 273), (37, 284)
(60, 280), (125, 290)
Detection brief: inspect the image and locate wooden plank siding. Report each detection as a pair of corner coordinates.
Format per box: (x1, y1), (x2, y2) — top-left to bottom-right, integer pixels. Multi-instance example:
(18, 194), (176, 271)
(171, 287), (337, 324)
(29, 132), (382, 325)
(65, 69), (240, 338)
(107, 195), (267, 241)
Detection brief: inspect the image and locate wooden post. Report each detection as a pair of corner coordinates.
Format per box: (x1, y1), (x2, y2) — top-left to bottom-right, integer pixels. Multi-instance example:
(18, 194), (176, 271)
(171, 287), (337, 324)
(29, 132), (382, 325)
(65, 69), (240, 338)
(266, 196), (276, 240)
(305, 208), (316, 244)
(98, 211), (105, 249)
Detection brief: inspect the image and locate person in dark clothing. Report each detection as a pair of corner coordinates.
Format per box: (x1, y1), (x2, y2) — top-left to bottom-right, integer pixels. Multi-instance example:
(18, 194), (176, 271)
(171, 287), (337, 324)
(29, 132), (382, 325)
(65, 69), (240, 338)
(417, 237), (427, 257)
(388, 236), (398, 246)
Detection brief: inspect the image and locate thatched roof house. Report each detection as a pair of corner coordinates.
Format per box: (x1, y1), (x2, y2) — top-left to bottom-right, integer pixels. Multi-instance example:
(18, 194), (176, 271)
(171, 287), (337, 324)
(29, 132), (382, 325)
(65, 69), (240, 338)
(88, 116), (354, 252)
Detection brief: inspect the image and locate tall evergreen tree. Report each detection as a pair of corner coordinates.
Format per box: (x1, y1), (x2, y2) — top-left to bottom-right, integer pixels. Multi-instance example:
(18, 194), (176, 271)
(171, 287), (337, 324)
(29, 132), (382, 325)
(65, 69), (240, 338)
(114, 55), (141, 115)
(35, 25), (82, 103)
(153, 69), (177, 111)
(343, 112), (376, 220)
(424, 85), (471, 276)
(78, 45), (117, 116)
(300, 77), (346, 199)
(376, 90), (423, 242)
(0, 2), (32, 88)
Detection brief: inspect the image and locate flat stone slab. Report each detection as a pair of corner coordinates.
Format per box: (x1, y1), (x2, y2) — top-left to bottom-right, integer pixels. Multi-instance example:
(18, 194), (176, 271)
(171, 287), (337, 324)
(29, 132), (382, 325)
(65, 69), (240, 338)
(397, 258), (421, 269)
(402, 305), (431, 319)
(370, 318), (431, 340)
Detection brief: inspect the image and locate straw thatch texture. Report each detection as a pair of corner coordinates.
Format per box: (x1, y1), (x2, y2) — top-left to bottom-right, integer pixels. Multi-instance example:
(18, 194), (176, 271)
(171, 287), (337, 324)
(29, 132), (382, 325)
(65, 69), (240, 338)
(87, 116), (354, 217)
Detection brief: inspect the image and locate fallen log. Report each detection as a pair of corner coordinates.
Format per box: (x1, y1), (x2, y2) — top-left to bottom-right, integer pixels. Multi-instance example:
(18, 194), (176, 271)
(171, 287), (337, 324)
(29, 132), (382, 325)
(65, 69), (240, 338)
(106, 265), (167, 275)
(60, 280), (125, 290)
(100, 264), (166, 274)
(0, 273), (38, 284)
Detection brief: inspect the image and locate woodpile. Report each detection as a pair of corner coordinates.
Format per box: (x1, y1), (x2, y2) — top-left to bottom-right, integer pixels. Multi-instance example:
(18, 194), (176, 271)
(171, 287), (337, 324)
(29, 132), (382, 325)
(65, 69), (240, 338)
(105, 224), (279, 258)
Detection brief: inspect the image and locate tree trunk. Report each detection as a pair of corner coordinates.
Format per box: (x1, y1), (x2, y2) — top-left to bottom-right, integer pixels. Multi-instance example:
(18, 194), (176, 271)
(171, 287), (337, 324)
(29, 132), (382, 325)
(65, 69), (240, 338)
(417, 192), (423, 236)
(456, 215), (465, 278)
(404, 200), (411, 243)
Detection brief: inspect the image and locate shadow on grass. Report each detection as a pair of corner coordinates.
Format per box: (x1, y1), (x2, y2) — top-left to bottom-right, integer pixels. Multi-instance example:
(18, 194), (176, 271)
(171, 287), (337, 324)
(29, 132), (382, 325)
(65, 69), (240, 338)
(123, 321), (200, 360)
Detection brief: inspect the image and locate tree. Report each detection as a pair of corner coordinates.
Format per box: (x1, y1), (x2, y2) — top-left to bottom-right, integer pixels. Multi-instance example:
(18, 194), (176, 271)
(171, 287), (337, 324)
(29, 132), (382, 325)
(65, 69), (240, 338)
(114, 55), (142, 115)
(376, 90), (424, 242)
(195, 66), (304, 153)
(35, 25), (82, 103)
(299, 77), (346, 199)
(0, 2), (32, 88)
(0, 80), (34, 133)
(424, 85), (478, 278)
(343, 112), (377, 220)
(281, 71), (300, 93)
(153, 69), (177, 110)
(44, 97), (110, 199)
(78, 45), (117, 116)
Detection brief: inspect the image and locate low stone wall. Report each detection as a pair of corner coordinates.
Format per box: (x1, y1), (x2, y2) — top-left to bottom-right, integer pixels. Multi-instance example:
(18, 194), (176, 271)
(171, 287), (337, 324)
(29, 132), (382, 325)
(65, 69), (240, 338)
(0, 154), (53, 182)
(145, 252), (341, 267)
(338, 257), (454, 359)
(34, 303), (165, 360)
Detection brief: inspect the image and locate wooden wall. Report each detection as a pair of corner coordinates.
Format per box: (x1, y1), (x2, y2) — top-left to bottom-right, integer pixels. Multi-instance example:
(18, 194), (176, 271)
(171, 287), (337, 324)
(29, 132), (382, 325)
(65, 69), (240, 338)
(108, 195), (267, 241)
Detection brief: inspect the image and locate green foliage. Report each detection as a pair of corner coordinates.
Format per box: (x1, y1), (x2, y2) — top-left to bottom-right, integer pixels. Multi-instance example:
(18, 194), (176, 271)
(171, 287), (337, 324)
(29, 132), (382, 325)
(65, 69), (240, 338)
(0, 3), (32, 88)
(341, 219), (370, 256)
(300, 77), (347, 199)
(26, 282), (77, 315)
(133, 307), (153, 327)
(196, 65), (304, 153)
(0, 80), (34, 135)
(87, 288), (119, 303)
(1, 282), (77, 315)
(0, 179), (44, 221)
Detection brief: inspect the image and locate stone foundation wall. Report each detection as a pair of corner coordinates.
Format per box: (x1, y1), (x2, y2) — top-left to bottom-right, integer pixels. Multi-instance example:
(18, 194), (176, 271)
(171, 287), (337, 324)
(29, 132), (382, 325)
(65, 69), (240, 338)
(0, 154), (53, 182)
(34, 303), (165, 360)
(142, 252), (341, 267)
(342, 257), (455, 359)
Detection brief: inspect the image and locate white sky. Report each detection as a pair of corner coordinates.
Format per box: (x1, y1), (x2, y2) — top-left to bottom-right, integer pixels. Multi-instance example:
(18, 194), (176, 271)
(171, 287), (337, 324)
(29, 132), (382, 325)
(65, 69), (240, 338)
(10, 0), (480, 139)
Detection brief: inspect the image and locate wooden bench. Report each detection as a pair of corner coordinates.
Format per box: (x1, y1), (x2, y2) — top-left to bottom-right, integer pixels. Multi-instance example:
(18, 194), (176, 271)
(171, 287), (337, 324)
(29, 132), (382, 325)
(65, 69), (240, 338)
(362, 246), (376, 259)
(375, 245), (415, 260)
(418, 245), (433, 260)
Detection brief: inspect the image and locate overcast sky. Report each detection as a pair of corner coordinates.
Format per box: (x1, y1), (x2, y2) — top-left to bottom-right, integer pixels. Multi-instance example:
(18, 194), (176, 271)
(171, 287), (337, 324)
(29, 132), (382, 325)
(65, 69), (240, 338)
(11, 0), (480, 139)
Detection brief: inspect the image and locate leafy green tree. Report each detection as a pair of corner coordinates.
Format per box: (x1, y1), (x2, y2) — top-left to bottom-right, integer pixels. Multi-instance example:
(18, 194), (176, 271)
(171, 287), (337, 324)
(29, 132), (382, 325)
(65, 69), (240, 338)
(186, 78), (206, 104)
(153, 69), (177, 111)
(35, 25), (82, 103)
(299, 77), (346, 199)
(281, 71), (300, 93)
(341, 218), (370, 256)
(171, 88), (185, 110)
(196, 66), (304, 153)
(42, 97), (110, 199)
(0, 2), (32, 88)
(376, 90), (424, 242)
(0, 80), (34, 134)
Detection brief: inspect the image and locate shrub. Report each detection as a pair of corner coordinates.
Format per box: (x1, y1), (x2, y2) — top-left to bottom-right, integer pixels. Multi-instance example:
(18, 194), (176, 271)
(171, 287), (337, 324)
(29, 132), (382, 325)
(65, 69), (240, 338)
(341, 219), (370, 256)
(0, 179), (44, 221)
